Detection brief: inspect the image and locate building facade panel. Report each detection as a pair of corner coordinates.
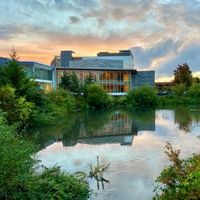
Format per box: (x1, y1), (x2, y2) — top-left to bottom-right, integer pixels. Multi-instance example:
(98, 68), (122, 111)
(131, 71), (155, 90)
(69, 59), (123, 69)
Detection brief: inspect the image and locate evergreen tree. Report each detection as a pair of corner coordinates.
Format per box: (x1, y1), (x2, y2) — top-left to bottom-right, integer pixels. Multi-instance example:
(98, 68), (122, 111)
(0, 47), (36, 97)
(59, 71), (80, 94)
(82, 72), (96, 96)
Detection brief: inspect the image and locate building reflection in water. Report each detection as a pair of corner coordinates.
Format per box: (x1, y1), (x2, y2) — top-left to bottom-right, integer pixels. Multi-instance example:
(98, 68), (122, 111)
(62, 109), (155, 147)
(29, 109), (156, 149)
(76, 111), (138, 146)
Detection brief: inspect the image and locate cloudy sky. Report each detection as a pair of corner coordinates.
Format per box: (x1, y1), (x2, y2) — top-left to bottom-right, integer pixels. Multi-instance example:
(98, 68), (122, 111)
(0, 0), (200, 81)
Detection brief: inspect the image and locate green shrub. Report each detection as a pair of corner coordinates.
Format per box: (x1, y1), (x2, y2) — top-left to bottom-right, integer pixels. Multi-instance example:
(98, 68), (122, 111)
(47, 88), (76, 113)
(114, 95), (128, 108)
(153, 142), (200, 200)
(127, 85), (159, 107)
(34, 166), (90, 200)
(86, 84), (113, 109)
(0, 115), (91, 200)
(59, 72), (81, 94)
(0, 115), (37, 199)
(0, 85), (36, 129)
(171, 84), (186, 97)
(187, 83), (200, 99)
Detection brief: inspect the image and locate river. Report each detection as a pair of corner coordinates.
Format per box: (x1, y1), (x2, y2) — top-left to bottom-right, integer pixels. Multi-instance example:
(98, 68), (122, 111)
(30, 106), (200, 200)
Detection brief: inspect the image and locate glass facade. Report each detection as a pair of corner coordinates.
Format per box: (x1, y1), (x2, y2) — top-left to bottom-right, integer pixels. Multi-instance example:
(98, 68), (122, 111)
(35, 67), (52, 81)
(24, 66), (34, 77)
(59, 70), (130, 93)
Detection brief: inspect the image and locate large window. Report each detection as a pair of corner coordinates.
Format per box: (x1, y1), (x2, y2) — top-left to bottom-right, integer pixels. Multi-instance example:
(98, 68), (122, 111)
(24, 66), (34, 77)
(58, 69), (130, 93)
(35, 67), (52, 81)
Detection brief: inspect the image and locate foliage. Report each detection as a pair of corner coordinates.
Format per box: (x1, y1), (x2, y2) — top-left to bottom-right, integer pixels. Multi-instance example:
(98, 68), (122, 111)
(113, 95), (128, 108)
(153, 142), (200, 200)
(192, 77), (200, 84)
(171, 83), (186, 97)
(59, 71), (80, 94)
(126, 85), (159, 107)
(0, 115), (91, 200)
(0, 50), (37, 98)
(46, 88), (76, 114)
(82, 73), (96, 96)
(0, 115), (37, 199)
(187, 83), (200, 99)
(158, 82), (200, 105)
(86, 84), (114, 109)
(173, 63), (192, 88)
(0, 85), (36, 129)
(33, 166), (90, 200)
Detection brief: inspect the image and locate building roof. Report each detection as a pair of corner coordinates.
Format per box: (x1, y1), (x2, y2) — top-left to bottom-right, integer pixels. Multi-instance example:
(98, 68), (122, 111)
(97, 50), (131, 57)
(0, 58), (54, 70)
(155, 82), (174, 86)
(56, 67), (137, 73)
(21, 61), (54, 70)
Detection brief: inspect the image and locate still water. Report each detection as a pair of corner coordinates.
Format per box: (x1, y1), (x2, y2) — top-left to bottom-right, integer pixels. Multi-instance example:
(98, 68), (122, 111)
(33, 107), (200, 200)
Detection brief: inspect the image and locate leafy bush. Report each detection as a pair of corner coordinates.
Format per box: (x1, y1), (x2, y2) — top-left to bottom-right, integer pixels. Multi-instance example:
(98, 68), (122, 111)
(0, 115), (37, 199)
(0, 85), (36, 129)
(46, 88), (76, 113)
(153, 142), (200, 200)
(114, 95), (128, 108)
(0, 115), (91, 200)
(187, 83), (200, 99)
(33, 166), (90, 200)
(59, 72), (81, 94)
(126, 85), (159, 107)
(86, 84), (114, 109)
(171, 84), (186, 97)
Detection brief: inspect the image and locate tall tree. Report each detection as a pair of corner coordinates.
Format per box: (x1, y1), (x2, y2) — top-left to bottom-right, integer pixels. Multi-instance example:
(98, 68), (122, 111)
(9, 46), (20, 61)
(59, 71), (80, 94)
(0, 48), (36, 97)
(173, 63), (192, 88)
(82, 72), (96, 96)
(0, 48), (36, 96)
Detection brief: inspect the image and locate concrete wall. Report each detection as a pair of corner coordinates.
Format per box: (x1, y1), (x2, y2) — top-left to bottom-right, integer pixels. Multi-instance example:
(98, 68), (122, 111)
(61, 51), (73, 67)
(131, 71), (155, 90)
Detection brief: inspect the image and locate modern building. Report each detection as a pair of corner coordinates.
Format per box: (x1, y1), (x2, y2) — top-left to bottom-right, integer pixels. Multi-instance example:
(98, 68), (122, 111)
(0, 58), (55, 92)
(1, 49), (155, 94)
(21, 61), (55, 91)
(51, 50), (155, 95)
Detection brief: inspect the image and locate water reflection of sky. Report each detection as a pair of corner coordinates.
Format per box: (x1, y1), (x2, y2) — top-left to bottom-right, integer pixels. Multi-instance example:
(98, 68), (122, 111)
(37, 109), (200, 200)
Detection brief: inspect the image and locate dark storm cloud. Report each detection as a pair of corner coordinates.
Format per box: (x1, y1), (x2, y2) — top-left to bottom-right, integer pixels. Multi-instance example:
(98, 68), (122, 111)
(155, 44), (200, 78)
(69, 16), (80, 24)
(132, 39), (181, 69)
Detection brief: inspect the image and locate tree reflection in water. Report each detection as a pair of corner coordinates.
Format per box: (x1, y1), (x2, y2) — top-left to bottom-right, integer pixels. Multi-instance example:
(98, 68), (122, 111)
(27, 106), (200, 151)
(174, 106), (200, 132)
